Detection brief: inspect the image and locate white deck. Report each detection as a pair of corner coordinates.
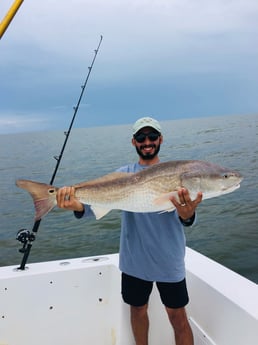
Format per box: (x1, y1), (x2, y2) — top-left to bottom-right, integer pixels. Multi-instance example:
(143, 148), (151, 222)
(0, 247), (258, 345)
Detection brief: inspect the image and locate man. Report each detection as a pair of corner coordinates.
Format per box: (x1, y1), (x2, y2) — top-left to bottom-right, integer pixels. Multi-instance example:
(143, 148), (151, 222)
(56, 117), (203, 345)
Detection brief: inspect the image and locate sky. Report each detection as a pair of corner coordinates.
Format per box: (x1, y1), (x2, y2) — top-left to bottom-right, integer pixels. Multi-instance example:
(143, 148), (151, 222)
(0, 0), (258, 134)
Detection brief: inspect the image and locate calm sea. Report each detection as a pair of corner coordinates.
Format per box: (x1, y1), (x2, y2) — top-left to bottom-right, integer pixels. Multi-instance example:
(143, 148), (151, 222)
(0, 114), (257, 283)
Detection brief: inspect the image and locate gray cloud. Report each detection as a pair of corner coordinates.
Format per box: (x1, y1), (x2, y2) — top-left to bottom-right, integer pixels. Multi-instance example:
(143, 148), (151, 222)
(0, 0), (257, 133)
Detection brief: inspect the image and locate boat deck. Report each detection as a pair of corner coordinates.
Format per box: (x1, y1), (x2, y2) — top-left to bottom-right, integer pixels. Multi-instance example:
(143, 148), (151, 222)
(1, 248), (258, 344)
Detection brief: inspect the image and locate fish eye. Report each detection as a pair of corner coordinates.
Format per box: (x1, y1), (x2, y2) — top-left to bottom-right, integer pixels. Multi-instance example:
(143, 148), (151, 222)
(223, 173), (233, 179)
(49, 189), (55, 194)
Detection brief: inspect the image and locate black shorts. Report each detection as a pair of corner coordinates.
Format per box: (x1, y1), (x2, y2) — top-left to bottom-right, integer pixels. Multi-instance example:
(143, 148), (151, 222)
(121, 273), (189, 309)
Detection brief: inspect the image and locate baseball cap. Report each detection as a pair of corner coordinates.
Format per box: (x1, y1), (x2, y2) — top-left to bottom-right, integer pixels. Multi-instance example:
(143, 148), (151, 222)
(132, 117), (162, 135)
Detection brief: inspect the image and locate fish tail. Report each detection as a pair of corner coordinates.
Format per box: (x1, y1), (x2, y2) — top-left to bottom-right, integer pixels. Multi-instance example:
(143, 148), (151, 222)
(16, 179), (58, 220)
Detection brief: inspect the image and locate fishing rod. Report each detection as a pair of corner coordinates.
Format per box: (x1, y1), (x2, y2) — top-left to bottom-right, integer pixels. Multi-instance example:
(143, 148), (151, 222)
(0, 0), (24, 39)
(16, 35), (103, 270)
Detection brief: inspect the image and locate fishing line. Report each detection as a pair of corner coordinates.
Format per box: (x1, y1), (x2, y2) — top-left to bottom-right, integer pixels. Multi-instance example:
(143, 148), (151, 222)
(16, 35), (103, 270)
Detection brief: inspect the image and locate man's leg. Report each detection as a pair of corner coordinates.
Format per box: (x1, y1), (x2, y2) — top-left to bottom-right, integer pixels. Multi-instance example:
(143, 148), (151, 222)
(157, 279), (193, 345)
(121, 273), (153, 345)
(130, 304), (149, 345)
(166, 307), (194, 345)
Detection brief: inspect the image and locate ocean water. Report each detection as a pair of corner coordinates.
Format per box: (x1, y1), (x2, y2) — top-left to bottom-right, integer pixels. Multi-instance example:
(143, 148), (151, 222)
(0, 114), (257, 283)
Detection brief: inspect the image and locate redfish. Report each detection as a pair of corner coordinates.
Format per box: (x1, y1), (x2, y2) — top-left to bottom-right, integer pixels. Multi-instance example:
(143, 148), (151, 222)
(16, 160), (242, 220)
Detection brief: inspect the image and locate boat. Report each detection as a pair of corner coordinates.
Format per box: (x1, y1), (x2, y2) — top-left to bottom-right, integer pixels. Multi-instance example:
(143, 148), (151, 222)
(1, 247), (258, 345)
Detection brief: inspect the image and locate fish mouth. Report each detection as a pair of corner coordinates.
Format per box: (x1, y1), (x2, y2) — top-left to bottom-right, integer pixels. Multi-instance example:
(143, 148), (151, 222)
(222, 183), (241, 192)
(221, 174), (243, 192)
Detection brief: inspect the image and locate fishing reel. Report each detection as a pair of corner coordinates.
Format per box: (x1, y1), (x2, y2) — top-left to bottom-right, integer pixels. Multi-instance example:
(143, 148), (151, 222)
(16, 229), (36, 253)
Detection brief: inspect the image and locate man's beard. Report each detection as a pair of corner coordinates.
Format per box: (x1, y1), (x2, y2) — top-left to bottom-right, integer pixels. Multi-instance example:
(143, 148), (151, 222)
(136, 144), (161, 161)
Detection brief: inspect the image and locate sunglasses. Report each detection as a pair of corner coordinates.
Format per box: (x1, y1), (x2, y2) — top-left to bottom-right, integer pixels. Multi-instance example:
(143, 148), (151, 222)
(134, 132), (160, 143)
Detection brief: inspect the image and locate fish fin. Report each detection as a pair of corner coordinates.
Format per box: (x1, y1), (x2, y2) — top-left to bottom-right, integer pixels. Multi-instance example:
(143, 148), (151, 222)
(73, 172), (133, 188)
(153, 191), (179, 206)
(90, 206), (111, 220)
(16, 179), (57, 220)
(158, 207), (175, 214)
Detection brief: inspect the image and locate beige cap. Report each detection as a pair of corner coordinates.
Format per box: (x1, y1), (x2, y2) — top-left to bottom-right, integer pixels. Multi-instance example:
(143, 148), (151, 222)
(132, 117), (162, 135)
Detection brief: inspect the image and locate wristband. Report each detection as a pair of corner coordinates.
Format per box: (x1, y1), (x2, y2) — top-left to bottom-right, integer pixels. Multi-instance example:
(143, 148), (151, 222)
(179, 213), (195, 227)
(74, 207), (85, 219)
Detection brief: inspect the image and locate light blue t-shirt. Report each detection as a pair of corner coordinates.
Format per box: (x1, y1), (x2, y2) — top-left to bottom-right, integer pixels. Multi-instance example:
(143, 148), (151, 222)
(117, 163), (186, 283)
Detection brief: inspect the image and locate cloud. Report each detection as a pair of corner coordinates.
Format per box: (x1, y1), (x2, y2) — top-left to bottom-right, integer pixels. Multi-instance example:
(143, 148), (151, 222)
(0, 0), (257, 133)
(0, 113), (50, 134)
(3, 1), (257, 57)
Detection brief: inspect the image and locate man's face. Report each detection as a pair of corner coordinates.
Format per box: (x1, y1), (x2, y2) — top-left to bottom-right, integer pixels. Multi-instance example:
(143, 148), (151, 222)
(132, 127), (163, 161)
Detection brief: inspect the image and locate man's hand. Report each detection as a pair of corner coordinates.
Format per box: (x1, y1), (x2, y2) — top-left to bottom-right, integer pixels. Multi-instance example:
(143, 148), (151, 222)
(170, 188), (203, 220)
(56, 186), (84, 212)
